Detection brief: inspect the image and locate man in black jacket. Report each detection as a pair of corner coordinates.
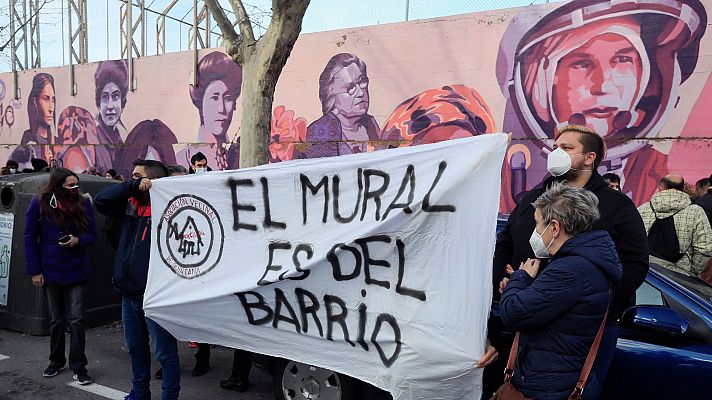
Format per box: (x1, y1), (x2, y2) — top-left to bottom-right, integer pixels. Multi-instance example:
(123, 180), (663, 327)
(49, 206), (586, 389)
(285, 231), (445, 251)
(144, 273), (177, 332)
(95, 159), (180, 400)
(696, 173), (712, 225)
(483, 125), (649, 398)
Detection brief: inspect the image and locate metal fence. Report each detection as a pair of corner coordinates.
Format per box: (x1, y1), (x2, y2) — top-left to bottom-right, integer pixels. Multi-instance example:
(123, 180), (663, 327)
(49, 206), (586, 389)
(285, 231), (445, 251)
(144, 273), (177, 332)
(0, 0), (555, 72)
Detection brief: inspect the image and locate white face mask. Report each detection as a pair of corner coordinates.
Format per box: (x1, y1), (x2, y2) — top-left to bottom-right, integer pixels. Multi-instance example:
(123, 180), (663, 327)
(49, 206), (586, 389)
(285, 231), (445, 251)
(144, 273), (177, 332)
(195, 167), (207, 174)
(529, 221), (554, 259)
(547, 148), (572, 177)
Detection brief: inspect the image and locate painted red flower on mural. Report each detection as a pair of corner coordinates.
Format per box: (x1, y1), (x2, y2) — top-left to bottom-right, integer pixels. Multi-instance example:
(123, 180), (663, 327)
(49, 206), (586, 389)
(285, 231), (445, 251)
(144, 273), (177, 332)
(270, 105), (307, 162)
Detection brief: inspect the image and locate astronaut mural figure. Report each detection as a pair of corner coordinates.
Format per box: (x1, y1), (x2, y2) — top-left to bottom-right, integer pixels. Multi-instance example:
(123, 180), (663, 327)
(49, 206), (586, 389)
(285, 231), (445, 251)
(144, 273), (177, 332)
(497, 0), (707, 208)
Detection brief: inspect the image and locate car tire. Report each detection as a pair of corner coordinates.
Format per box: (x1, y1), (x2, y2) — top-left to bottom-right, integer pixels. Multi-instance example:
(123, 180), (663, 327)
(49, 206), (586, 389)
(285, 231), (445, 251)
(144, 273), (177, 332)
(272, 358), (357, 400)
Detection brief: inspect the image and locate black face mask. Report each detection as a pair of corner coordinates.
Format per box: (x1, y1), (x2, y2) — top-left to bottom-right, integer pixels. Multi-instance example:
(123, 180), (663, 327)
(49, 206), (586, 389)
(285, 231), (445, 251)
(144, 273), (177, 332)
(62, 187), (80, 201)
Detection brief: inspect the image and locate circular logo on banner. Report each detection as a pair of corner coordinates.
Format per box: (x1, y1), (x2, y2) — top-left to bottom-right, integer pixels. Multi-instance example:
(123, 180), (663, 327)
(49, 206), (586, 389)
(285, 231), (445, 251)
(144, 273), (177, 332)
(157, 195), (224, 279)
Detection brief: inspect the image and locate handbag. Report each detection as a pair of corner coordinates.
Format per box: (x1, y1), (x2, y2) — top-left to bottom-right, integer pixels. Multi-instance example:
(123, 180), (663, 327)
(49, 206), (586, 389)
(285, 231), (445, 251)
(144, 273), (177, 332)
(490, 306), (609, 400)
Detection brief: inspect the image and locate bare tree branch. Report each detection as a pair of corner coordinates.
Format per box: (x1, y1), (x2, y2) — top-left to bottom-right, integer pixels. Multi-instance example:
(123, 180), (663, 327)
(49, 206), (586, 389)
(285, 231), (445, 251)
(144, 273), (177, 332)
(204, 0), (242, 60)
(228, 0), (255, 44)
(256, 0), (310, 79)
(0, 0), (48, 52)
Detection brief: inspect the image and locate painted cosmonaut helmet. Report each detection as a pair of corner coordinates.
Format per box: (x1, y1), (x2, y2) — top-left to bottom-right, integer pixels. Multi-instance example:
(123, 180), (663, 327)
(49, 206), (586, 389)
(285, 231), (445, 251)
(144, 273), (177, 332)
(498, 0), (706, 165)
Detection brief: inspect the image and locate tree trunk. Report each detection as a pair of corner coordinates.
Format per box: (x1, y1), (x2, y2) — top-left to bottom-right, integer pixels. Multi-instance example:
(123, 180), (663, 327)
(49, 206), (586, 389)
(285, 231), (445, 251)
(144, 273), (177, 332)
(239, 57), (274, 168)
(205, 0), (310, 168)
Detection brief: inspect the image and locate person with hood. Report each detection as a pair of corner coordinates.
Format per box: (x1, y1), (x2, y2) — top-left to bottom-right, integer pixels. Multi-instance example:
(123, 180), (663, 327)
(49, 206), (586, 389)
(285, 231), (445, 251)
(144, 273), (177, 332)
(24, 168), (96, 384)
(638, 174), (712, 277)
(484, 125), (648, 398)
(95, 159), (180, 400)
(500, 182), (622, 400)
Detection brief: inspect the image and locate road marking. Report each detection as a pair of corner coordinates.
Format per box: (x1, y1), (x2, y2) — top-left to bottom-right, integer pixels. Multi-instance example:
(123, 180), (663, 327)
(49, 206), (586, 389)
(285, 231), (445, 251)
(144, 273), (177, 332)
(67, 381), (128, 399)
(0, 354), (9, 361)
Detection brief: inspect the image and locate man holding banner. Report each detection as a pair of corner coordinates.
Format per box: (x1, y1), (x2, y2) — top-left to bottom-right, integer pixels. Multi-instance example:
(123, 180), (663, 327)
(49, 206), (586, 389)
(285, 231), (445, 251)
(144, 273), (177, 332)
(142, 133), (509, 399)
(95, 159), (181, 400)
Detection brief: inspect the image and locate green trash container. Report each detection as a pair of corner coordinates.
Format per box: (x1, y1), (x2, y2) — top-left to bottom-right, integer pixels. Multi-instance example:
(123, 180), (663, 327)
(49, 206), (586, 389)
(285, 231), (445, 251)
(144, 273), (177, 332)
(0, 173), (121, 335)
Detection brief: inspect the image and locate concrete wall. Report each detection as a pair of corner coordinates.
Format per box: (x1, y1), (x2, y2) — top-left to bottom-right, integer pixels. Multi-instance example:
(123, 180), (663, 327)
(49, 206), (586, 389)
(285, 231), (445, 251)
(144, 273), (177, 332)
(1, 0), (710, 210)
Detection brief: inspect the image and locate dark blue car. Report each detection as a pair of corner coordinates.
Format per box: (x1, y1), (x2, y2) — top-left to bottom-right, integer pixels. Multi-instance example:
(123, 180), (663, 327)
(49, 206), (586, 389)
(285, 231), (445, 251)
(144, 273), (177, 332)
(601, 263), (712, 399)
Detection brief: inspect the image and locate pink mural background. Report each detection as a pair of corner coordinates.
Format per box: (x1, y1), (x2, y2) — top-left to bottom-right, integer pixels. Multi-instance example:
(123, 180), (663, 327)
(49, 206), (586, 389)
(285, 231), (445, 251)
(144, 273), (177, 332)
(1, 0), (710, 212)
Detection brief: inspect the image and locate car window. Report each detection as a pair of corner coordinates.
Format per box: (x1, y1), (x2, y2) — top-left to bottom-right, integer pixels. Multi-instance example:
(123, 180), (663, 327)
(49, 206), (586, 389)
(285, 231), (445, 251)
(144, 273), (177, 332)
(636, 281), (665, 306)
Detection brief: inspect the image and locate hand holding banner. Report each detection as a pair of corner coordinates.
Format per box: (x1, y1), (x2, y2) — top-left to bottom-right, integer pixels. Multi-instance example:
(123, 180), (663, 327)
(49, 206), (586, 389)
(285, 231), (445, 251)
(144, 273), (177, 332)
(144, 133), (508, 399)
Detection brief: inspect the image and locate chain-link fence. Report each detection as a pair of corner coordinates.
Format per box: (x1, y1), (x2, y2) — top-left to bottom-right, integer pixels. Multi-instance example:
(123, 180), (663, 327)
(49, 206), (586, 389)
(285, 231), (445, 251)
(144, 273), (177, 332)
(0, 0), (556, 72)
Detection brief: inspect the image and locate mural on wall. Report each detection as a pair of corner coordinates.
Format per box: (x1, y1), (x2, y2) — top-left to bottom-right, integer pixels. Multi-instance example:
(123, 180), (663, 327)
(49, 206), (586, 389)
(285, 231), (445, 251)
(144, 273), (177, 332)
(300, 53), (381, 158)
(496, 0), (708, 207)
(176, 51), (242, 172)
(1, 0), (710, 213)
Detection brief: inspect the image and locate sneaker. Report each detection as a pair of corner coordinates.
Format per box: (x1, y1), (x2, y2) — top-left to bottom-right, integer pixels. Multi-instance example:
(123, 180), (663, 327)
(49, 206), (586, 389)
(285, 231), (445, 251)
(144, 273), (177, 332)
(43, 364), (63, 378)
(124, 391), (137, 400)
(73, 369), (93, 385)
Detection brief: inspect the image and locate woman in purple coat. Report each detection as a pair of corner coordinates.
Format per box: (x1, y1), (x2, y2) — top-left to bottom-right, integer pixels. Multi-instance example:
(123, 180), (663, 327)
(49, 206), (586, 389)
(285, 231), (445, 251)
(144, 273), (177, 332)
(24, 168), (97, 385)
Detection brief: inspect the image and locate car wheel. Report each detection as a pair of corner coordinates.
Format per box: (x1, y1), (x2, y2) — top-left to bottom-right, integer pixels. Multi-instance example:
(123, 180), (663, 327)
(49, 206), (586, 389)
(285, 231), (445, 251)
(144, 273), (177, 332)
(272, 358), (357, 400)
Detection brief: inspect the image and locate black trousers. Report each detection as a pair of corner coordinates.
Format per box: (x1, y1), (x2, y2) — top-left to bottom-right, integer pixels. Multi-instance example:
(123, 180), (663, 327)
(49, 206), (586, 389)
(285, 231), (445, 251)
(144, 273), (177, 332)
(195, 345), (251, 380)
(45, 284), (88, 371)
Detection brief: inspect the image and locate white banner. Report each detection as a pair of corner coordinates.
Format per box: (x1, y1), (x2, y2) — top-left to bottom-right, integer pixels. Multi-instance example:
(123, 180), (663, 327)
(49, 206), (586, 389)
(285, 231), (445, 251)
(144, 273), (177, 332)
(144, 134), (507, 400)
(0, 213), (13, 306)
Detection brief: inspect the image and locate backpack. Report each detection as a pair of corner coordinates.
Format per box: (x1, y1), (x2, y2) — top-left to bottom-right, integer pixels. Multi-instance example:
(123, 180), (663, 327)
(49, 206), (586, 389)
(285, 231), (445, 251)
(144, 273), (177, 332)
(647, 203), (685, 263)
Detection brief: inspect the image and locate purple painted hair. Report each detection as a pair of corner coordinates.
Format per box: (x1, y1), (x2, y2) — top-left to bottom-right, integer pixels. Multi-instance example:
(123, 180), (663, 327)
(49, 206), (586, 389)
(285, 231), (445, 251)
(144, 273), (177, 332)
(189, 52), (242, 120)
(94, 60), (129, 109)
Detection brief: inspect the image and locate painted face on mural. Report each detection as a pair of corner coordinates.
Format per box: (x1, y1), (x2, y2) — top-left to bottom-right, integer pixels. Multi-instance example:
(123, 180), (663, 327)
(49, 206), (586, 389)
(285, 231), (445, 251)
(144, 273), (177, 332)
(37, 83), (55, 128)
(202, 79), (236, 137)
(100, 82), (122, 128)
(332, 63), (370, 118)
(553, 33), (643, 136)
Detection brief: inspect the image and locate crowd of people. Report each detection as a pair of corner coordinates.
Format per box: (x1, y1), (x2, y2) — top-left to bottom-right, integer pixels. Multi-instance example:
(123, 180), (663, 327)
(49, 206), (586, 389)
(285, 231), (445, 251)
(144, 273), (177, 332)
(11, 124), (712, 400)
(19, 155), (251, 400)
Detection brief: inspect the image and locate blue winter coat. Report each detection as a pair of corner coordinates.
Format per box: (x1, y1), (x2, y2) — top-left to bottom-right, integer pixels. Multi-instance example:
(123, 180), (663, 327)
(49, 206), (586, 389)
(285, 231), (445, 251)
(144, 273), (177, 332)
(94, 179), (153, 300)
(500, 230), (623, 400)
(24, 195), (97, 286)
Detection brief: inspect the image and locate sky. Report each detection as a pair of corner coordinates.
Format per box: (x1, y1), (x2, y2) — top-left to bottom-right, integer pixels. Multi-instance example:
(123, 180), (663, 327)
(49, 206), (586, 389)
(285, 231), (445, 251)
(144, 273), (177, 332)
(0, 0), (554, 72)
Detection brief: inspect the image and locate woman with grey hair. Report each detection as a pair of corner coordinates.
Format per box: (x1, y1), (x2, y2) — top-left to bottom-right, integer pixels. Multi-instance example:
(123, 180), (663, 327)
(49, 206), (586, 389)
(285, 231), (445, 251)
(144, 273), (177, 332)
(302, 53), (380, 158)
(497, 182), (622, 400)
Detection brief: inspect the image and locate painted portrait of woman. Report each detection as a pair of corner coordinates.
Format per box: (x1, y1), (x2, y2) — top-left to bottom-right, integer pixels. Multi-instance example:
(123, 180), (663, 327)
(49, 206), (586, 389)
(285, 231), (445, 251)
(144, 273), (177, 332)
(497, 0), (707, 207)
(94, 60), (129, 172)
(115, 119), (178, 178)
(177, 51), (242, 171)
(21, 73), (57, 161)
(302, 53), (380, 159)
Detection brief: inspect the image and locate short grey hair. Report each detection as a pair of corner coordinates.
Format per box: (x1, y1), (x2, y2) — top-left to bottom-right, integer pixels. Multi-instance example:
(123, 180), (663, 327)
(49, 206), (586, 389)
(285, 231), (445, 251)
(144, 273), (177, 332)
(532, 182), (600, 235)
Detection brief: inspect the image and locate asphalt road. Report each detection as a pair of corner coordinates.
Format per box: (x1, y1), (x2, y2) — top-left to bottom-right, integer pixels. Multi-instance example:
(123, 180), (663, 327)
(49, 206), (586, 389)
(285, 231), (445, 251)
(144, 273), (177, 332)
(0, 322), (275, 400)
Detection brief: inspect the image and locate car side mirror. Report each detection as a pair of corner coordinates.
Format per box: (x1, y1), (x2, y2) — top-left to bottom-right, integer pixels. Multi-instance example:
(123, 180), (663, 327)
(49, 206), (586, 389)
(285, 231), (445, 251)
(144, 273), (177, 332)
(621, 306), (689, 336)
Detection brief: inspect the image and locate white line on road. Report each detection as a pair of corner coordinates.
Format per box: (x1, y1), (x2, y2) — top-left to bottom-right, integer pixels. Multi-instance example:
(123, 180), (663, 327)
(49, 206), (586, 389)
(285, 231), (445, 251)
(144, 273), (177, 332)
(0, 354), (9, 361)
(67, 381), (128, 400)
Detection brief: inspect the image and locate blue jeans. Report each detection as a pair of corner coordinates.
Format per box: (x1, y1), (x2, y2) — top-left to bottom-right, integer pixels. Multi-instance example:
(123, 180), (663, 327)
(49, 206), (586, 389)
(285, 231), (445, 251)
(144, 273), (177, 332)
(122, 297), (180, 400)
(45, 284), (87, 371)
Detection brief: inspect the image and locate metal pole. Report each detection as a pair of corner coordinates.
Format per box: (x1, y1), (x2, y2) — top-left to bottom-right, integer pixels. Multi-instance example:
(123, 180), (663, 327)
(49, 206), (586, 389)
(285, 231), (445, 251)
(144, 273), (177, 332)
(127, 0), (134, 91)
(405, 0), (410, 22)
(191, 0), (197, 85)
(22, 0), (28, 69)
(68, 0), (75, 95)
